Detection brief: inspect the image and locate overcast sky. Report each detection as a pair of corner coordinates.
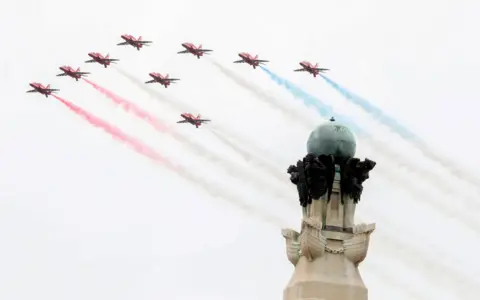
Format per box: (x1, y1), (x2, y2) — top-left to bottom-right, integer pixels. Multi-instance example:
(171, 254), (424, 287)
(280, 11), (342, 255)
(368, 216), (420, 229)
(1, 0), (479, 299)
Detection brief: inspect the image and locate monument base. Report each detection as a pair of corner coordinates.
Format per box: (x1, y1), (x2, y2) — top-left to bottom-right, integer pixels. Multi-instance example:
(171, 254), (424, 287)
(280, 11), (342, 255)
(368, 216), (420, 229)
(283, 251), (368, 300)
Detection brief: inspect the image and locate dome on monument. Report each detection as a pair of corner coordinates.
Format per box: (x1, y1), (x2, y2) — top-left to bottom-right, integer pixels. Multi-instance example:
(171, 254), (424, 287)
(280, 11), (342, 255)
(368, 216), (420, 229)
(306, 117), (356, 158)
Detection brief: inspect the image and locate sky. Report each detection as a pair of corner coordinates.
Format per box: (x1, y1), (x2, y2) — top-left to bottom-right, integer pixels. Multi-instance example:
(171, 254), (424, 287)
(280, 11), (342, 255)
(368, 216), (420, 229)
(1, 0), (480, 299)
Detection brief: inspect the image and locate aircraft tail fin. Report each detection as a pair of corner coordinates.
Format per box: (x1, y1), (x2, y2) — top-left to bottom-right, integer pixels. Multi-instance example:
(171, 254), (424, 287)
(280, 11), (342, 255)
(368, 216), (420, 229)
(199, 44), (202, 49)
(314, 63), (318, 68)
(106, 53), (110, 58)
(138, 36), (142, 41)
(76, 67), (80, 72)
(254, 55), (259, 59)
(46, 84), (50, 89)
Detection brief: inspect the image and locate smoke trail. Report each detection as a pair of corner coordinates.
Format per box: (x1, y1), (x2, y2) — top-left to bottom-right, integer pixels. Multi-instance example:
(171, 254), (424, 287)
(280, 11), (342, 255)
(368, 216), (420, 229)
(52, 95), (287, 227)
(260, 67), (480, 222)
(320, 74), (480, 189)
(207, 127), (286, 181)
(83, 79), (293, 200)
(208, 58), (315, 128)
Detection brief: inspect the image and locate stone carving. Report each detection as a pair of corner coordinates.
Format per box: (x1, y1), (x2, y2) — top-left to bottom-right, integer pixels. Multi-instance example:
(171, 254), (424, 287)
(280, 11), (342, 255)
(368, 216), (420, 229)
(299, 217), (327, 262)
(282, 228), (301, 266)
(343, 223), (376, 266)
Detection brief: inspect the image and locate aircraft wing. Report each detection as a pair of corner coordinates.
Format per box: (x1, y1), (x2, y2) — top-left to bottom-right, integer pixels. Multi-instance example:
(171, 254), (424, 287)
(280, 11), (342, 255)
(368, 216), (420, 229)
(56, 73), (68, 76)
(145, 79), (156, 84)
(254, 59), (269, 63)
(314, 68), (329, 72)
(76, 72), (90, 75)
(177, 50), (189, 54)
(198, 119), (211, 122)
(168, 78), (180, 81)
(26, 90), (37, 93)
(106, 59), (119, 62)
(85, 60), (95, 63)
(200, 49), (213, 52)
(293, 68), (306, 72)
(139, 41), (152, 44)
(46, 89), (60, 92)
(233, 60), (245, 63)
(117, 42), (128, 45)
(176, 120), (189, 123)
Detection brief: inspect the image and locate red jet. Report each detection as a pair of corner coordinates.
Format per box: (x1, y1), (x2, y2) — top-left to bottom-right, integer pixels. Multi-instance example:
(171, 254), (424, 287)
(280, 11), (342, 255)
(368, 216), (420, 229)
(145, 72), (180, 88)
(85, 52), (119, 68)
(26, 82), (59, 98)
(294, 61), (329, 77)
(117, 34), (152, 51)
(233, 52), (269, 69)
(56, 66), (90, 81)
(176, 113), (211, 128)
(177, 43), (213, 59)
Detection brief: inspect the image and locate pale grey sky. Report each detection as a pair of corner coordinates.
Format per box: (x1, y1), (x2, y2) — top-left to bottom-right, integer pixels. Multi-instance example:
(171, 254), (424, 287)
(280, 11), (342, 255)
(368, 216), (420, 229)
(1, 0), (479, 299)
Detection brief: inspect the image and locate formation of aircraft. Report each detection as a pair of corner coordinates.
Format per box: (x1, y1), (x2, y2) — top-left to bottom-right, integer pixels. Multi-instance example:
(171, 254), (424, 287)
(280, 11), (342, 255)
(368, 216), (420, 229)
(56, 66), (90, 81)
(176, 113), (211, 128)
(27, 34), (331, 128)
(145, 72), (180, 88)
(233, 52), (269, 69)
(26, 83), (59, 97)
(177, 43), (213, 59)
(85, 52), (120, 68)
(117, 34), (152, 51)
(294, 61), (329, 77)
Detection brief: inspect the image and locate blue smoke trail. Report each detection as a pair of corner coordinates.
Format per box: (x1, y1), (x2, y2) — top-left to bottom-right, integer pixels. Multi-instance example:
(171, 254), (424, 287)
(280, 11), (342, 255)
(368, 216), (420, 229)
(320, 74), (480, 187)
(259, 66), (367, 137)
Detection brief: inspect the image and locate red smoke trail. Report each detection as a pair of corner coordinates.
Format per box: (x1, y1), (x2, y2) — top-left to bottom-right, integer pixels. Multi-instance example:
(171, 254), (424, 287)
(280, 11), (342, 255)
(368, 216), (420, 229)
(52, 95), (287, 227)
(82, 78), (170, 133)
(52, 95), (172, 164)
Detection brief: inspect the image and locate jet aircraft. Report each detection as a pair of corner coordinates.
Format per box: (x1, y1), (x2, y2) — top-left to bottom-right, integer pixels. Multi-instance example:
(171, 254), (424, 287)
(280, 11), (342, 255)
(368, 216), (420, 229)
(233, 52), (269, 69)
(294, 61), (329, 77)
(117, 34), (152, 50)
(26, 82), (59, 97)
(145, 72), (180, 88)
(56, 66), (90, 81)
(85, 52), (119, 68)
(176, 113), (211, 128)
(177, 43), (213, 59)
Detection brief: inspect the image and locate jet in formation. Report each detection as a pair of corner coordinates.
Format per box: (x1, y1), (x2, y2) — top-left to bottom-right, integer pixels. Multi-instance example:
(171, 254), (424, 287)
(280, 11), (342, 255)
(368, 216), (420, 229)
(145, 72), (180, 88)
(56, 66), (90, 81)
(26, 82), (59, 97)
(117, 34), (152, 51)
(177, 43), (213, 59)
(294, 61), (329, 77)
(233, 52), (269, 69)
(85, 52), (119, 68)
(176, 113), (211, 128)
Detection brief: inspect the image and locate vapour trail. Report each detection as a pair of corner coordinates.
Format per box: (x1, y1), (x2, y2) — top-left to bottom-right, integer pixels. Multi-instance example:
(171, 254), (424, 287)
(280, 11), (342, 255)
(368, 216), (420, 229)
(52, 95), (287, 228)
(208, 58), (315, 128)
(83, 78), (293, 200)
(207, 127), (286, 182)
(320, 74), (480, 191)
(259, 67), (479, 209)
(115, 67), (291, 180)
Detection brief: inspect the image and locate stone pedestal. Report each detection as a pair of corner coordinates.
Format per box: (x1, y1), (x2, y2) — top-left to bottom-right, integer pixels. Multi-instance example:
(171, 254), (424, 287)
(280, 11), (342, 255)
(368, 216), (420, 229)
(284, 252), (367, 300)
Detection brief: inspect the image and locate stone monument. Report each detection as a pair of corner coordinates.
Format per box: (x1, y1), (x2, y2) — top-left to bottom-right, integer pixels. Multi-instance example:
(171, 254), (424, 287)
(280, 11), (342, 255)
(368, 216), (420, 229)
(282, 117), (376, 300)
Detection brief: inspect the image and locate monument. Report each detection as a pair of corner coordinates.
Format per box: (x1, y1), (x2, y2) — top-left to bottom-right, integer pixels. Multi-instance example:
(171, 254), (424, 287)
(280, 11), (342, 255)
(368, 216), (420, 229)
(282, 117), (376, 300)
